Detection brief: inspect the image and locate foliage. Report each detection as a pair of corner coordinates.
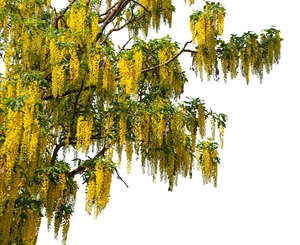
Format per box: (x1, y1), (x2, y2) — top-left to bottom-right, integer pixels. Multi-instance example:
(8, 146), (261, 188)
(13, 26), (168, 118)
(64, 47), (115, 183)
(0, 0), (281, 244)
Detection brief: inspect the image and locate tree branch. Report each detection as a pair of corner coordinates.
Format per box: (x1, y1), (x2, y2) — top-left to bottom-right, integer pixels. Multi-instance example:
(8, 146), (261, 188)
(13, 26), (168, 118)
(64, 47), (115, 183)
(140, 40), (193, 73)
(96, 0), (131, 41)
(131, 0), (150, 12)
(68, 146), (107, 178)
(43, 40), (193, 101)
(112, 166), (129, 188)
(55, 0), (76, 28)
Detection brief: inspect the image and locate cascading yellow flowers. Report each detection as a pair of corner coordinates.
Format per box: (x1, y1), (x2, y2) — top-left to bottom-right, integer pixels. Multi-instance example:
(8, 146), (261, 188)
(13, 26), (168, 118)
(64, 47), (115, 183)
(217, 9), (224, 35)
(88, 51), (101, 86)
(86, 162), (112, 217)
(200, 142), (218, 186)
(102, 58), (112, 90)
(91, 15), (98, 41)
(52, 65), (65, 98)
(198, 104), (206, 138)
(118, 56), (133, 95)
(22, 209), (41, 245)
(0, 0), (5, 8)
(46, 0), (51, 8)
(126, 140), (133, 173)
(118, 49), (143, 95)
(69, 47), (79, 81)
(194, 15), (206, 45)
(133, 49), (143, 94)
(4, 43), (13, 76)
(40, 174), (49, 201)
(76, 116), (94, 152)
(68, 4), (87, 34)
(158, 47), (168, 81)
(50, 38), (66, 98)
(1, 109), (23, 182)
(119, 114), (126, 150)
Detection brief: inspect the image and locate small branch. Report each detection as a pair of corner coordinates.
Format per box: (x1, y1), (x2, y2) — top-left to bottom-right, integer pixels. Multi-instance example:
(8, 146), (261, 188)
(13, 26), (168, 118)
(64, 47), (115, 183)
(131, 0), (150, 12)
(119, 37), (133, 51)
(68, 146), (107, 178)
(43, 41), (194, 101)
(112, 166), (129, 188)
(55, 0), (76, 28)
(141, 40), (193, 73)
(114, 40), (193, 80)
(183, 49), (197, 54)
(99, 1), (119, 17)
(51, 142), (65, 164)
(97, 0), (131, 41)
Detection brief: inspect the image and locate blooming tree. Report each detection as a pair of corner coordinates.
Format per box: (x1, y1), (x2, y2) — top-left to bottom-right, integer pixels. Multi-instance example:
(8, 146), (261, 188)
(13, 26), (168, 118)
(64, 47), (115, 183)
(0, 0), (281, 244)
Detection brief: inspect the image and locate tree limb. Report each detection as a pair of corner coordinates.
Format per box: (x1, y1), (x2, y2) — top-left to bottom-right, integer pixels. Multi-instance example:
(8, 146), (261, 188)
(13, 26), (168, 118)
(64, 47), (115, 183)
(112, 166), (129, 188)
(55, 0), (77, 28)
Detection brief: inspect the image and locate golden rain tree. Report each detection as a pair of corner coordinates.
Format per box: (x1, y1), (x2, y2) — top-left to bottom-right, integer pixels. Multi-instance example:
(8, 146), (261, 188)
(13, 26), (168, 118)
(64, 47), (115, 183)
(0, 0), (281, 244)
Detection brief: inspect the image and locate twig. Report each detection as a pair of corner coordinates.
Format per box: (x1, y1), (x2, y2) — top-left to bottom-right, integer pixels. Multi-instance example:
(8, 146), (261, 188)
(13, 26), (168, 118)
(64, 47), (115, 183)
(112, 166), (129, 188)
(131, 0), (150, 12)
(55, 0), (76, 28)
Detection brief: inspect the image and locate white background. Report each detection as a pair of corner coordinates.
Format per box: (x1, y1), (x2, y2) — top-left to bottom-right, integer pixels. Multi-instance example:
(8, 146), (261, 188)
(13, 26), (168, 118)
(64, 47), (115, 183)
(11, 0), (300, 244)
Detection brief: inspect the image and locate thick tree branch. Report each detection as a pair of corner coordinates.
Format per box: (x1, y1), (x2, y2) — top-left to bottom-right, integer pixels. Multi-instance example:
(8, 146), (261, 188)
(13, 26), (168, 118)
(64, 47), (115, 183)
(68, 146), (107, 178)
(97, 0), (131, 41)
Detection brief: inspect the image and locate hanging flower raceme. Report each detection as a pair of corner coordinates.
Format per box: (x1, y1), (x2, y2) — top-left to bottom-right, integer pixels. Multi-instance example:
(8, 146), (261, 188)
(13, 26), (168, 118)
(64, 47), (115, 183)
(197, 141), (219, 187)
(76, 116), (94, 152)
(69, 47), (79, 81)
(88, 47), (101, 86)
(118, 55), (134, 95)
(68, 4), (87, 35)
(86, 161), (112, 217)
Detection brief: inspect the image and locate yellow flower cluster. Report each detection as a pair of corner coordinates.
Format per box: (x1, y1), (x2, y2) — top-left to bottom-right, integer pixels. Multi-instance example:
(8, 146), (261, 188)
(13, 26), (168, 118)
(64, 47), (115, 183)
(69, 47), (79, 81)
(217, 9), (224, 35)
(119, 114), (127, 149)
(22, 209), (41, 245)
(102, 58), (112, 90)
(76, 116), (94, 152)
(133, 49), (143, 93)
(119, 50), (143, 95)
(4, 43), (13, 76)
(86, 162), (112, 217)
(158, 47), (168, 81)
(118, 56), (133, 95)
(91, 15), (98, 41)
(68, 5), (87, 34)
(0, 0), (5, 8)
(1, 110), (23, 182)
(134, 117), (142, 153)
(59, 173), (66, 193)
(22, 32), (30, 67)
(88, 53), (100, 86)
(198, 105), (206, 138)
(142, 111), (150, 147)
(52, 64), (65, 98)
(50, 38), (66, 97)
(40, 174), (49, 201)
(199, 142), (218, 186)
(46, 0), (51, 8)
(190, 5), (225, 80)
(126, 140), (133, 173)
